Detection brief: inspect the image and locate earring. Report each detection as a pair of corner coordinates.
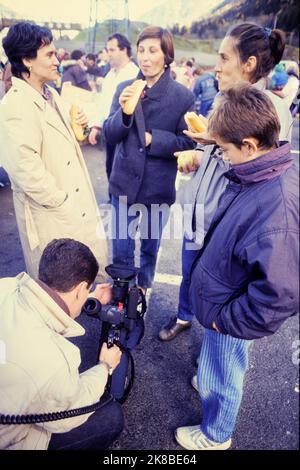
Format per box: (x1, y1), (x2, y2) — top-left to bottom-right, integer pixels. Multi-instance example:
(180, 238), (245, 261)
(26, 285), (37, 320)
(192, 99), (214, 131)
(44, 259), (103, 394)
(28, 66), (32, 74)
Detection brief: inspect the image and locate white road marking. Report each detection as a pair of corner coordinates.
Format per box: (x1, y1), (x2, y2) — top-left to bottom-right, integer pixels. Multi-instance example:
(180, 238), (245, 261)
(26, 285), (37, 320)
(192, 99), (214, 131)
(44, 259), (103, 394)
(154, 272), (182, 286)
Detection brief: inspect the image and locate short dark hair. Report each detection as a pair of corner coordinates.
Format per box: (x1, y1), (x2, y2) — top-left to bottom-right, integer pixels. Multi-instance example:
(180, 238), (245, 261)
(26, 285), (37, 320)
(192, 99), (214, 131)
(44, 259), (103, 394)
(71, 49), (84, 60)
(2, 22), (53, 78)
(226, 23), (286, 83)
(137, 26), (174, 67)
(38, 238), (99, 292)
(207, 83), (280, 150)
(86, 53), (96, 61)
(107, 33), (131, 57)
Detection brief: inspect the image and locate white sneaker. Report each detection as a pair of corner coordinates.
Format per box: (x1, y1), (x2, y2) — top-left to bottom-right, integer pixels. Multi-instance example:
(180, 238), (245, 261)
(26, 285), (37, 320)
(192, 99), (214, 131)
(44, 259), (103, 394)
(191, 375), (198, 392)
(175, 425), (232, 451)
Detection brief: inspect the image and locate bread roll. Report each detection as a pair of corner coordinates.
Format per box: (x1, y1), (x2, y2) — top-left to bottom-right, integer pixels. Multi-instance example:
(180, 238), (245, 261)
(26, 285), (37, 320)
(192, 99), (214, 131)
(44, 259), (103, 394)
(184, 112), (207, 133)
(123, 79), (147, 115)
(70, 104), (85, 142)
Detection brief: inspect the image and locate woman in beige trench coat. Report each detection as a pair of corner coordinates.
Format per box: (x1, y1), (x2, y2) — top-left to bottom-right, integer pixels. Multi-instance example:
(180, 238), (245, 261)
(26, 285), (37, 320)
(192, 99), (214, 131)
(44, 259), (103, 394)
(0, 22), (108, 280)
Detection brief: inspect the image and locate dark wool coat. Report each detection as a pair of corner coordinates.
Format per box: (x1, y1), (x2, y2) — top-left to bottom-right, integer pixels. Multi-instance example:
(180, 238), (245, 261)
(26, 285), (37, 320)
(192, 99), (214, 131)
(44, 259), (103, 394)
(103, 69), (195, 205)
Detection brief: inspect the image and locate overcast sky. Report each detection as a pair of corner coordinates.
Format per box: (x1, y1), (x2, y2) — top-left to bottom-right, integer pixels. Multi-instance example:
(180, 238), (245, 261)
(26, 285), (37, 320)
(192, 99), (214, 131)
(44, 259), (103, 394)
(0, 0), (166, 24)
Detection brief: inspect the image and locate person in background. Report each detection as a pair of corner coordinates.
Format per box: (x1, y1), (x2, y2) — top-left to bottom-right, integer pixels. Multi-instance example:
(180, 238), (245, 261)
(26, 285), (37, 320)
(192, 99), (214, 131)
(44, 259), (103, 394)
(61, 49), (91, 91)
(57, 47), (66, 62)
(271, 61), (299, 112)
(88, 33), (138, 189)
(97, 48), (110, 77)
(192, 65), (218, 117)
(175, 83), (299, 451)
(103, 26), (195, 293)
(85, 53), (102, 92)
(269, 62), (289, 91)
(0, 238), (123, 450)
(0, 22), (108, 281)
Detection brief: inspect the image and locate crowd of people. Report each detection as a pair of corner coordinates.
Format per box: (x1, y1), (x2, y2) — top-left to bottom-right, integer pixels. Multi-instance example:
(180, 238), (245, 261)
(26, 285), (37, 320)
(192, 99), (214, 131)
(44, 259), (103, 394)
(0, 20), (299, 452)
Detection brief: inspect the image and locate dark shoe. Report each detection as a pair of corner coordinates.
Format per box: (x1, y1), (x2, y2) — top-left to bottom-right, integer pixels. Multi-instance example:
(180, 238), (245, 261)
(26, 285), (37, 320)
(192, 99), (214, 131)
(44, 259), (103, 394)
(159, 317), (191, 341)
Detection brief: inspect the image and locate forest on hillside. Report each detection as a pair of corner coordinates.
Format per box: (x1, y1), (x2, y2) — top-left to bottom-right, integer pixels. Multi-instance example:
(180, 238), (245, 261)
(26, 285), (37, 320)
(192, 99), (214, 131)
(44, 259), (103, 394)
(171, 0), (299, 45)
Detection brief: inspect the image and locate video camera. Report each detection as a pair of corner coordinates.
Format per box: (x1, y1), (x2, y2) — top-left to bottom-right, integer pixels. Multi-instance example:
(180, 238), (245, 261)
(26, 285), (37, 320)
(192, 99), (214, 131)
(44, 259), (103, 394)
(82, 264), (147, 402)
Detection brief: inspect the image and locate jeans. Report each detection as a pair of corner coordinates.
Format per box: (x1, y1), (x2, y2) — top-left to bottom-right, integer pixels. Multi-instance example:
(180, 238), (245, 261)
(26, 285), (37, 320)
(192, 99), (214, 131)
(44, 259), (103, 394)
(111, 196), (169, 288)
(200, 99), (213, 117)
(177, 236), (199, 322)
(48, 400), (124, 450)
(197, 329), (252, 442)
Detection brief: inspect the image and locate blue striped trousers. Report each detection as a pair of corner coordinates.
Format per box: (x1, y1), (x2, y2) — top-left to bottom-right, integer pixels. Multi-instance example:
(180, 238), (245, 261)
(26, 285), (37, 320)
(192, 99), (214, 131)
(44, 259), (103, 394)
(197, 329), (252, 442)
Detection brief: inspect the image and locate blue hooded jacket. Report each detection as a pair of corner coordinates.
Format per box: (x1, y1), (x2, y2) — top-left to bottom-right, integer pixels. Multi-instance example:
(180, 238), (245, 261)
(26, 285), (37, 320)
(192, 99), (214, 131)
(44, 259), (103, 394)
(190, 142), (299, 339)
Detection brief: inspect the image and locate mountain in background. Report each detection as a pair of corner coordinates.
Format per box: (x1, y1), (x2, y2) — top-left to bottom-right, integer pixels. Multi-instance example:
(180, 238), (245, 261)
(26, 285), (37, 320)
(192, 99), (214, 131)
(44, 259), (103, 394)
(189, 0), (299, 41)
(0, 4), (21, 18)
(137, 0), (223, 27)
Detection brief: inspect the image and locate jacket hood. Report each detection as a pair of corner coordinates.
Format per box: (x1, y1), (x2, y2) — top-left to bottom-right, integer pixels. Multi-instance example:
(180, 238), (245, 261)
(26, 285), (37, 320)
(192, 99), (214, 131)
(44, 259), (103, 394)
(15, 272), (85, 338)
(226, 142), (293, 184)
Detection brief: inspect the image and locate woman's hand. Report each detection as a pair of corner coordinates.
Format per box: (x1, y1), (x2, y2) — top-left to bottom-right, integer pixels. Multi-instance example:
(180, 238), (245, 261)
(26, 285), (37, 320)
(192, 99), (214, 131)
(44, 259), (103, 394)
(183, 129), (216, 145)
(89, 283), (113, 305)
(119, 85), (136, 110)
(175, 149), (204, 174)
(75, 109), (88, 128)
(88, 127), (101, 145)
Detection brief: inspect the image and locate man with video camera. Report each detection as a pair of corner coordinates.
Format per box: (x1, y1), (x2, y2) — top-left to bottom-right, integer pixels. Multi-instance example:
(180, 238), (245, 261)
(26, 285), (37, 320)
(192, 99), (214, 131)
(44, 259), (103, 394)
(0, 238), (123, 450)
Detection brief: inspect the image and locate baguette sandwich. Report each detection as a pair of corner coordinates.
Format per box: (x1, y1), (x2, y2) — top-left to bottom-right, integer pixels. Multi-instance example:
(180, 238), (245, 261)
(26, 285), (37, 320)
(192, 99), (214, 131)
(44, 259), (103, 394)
(123, 79), (147, 115)
(70, 104), (85, 142)
(184, 111), (207, 133)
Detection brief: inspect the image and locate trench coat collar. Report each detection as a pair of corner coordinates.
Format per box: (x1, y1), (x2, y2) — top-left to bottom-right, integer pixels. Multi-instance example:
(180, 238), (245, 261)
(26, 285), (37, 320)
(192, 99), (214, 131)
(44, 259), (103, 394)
(17, 272), (85, 338)
(11, 76), (46, 110)
(11, 77), (76, 145)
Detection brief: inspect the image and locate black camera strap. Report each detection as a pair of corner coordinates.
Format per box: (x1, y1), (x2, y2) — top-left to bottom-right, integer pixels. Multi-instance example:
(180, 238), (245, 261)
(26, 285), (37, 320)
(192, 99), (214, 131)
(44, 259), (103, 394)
(0, 394), (113, 425)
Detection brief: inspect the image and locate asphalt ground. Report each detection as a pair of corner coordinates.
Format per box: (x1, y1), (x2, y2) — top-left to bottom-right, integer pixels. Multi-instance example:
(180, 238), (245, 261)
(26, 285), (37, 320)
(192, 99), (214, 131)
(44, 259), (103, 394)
(0, 118), (299, 451)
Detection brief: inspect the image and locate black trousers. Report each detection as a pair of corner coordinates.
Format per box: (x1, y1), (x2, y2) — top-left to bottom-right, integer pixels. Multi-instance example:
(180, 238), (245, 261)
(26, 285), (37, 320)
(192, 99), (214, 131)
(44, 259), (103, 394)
(48, 400), (124, 450)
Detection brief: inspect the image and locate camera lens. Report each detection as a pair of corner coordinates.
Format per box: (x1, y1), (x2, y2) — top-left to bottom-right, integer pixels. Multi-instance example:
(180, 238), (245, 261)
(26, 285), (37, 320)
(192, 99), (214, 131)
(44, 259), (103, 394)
(83, 298), (102, 315)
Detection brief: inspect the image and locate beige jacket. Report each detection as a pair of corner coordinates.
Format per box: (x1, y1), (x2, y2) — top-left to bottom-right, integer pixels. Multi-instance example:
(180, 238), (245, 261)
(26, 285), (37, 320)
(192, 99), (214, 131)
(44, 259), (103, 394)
(0, 273), (109, 450)
(0, 77), (108, 280)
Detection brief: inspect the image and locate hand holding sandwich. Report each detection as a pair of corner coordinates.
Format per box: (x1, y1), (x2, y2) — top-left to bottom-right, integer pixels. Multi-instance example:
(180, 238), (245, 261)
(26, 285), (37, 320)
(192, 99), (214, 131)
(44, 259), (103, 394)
(119, 79), (146, 115)
(183, 112), (216, 145)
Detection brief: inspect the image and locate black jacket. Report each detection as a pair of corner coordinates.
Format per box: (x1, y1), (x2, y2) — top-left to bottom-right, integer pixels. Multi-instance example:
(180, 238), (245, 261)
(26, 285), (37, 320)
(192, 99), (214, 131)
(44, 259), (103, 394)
(103, 69), (195, 205)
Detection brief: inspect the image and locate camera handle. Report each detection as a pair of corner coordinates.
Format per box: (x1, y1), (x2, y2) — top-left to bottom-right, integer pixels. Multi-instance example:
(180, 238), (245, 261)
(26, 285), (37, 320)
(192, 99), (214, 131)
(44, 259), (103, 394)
(106, 339), (135, 404)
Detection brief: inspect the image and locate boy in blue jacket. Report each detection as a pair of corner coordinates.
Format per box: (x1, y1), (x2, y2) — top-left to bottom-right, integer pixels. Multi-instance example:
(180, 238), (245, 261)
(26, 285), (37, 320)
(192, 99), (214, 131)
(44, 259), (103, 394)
(175, 83), (299, 450)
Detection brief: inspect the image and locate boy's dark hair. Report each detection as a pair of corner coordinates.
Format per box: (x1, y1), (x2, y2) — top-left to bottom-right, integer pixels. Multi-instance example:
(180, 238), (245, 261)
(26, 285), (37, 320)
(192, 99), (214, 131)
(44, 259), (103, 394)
(107, 33), (132, 57)
(226, 23), (285, 83)
(71, 49), (84, 60)
(2, 22), (53, 78)
(38, 239), (99, 292)
(207, 83), (280, 150)
(137, 26), (174, 67)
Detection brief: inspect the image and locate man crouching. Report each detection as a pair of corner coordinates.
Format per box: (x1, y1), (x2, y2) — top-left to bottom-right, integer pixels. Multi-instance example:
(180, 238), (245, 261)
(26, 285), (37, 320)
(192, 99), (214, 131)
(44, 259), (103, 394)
(0, 238), (123, 450)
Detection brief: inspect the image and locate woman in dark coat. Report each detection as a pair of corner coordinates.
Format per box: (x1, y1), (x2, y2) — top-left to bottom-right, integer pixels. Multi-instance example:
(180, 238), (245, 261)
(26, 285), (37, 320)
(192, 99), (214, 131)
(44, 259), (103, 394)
(104, 26), (194, 291)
